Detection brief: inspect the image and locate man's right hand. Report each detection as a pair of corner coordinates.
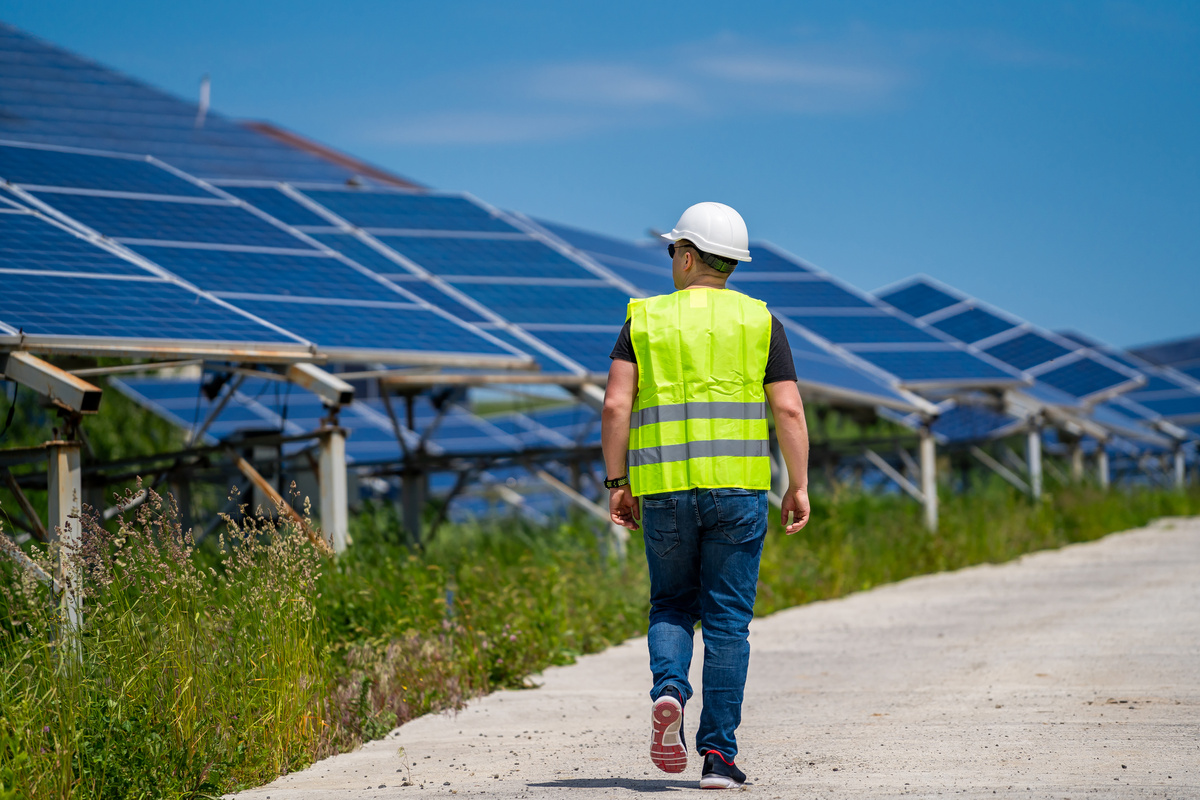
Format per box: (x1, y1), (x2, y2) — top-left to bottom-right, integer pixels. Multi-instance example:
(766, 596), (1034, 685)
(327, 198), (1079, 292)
(780, 486), (810, 534)
(609, 487), (640, 531)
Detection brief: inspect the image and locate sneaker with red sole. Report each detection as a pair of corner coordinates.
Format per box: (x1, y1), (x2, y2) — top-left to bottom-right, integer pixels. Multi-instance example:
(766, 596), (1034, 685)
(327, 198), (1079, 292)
(649, 691), (687, 773)
(699, 750), (746, 789)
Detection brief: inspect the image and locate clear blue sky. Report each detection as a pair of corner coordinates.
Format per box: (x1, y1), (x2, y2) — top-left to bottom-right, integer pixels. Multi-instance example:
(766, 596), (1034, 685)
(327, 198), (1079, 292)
(6, 1), (1197, 349)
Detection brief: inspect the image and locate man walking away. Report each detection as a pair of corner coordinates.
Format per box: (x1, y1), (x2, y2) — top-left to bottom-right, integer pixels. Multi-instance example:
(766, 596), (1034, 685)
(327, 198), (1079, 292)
(602, 202), (811, 790)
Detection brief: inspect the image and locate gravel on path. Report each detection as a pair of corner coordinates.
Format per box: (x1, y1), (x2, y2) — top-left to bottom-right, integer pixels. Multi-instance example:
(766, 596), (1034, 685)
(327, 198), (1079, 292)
(234, 516), (1200, 799)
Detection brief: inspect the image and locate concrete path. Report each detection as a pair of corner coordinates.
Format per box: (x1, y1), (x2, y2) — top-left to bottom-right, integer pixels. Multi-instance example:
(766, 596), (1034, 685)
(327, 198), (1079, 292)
(238, 517), (1200, 799)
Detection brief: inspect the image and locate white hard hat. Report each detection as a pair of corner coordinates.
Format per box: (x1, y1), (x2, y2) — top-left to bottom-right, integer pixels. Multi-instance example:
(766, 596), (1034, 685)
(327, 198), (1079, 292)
(660, 202), (752, 263)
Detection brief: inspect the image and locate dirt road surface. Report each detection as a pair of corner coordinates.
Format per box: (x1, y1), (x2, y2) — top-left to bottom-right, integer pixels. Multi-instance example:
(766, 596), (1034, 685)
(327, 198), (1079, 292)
(235, 516), (1199, 799)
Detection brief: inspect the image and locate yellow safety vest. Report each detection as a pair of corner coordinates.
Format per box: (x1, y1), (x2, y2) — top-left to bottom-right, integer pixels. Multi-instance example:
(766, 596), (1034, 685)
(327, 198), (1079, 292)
(627, 288), (772, 496)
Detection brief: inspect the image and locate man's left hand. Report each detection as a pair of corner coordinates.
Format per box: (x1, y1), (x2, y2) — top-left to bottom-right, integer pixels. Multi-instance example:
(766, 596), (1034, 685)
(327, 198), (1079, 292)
(609, 487), (640, 530)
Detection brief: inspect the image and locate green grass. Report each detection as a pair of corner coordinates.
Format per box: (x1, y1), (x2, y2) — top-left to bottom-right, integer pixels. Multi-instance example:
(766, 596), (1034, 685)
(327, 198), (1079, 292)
(0, 478), (1197, 798)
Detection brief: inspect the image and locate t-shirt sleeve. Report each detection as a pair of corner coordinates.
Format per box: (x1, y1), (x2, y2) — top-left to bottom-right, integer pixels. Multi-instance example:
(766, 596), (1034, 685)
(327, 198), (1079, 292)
(610, 320), (636, 363)
(764, 315), (798, 385)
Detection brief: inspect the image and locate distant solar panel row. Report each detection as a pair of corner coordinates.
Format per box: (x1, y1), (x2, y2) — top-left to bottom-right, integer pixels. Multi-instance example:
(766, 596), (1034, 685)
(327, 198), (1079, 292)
(877, 276), (1146, 402)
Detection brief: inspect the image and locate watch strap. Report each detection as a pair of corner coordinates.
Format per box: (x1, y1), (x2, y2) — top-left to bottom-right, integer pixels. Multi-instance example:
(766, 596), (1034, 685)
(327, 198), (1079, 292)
(604, 475), (629, 489)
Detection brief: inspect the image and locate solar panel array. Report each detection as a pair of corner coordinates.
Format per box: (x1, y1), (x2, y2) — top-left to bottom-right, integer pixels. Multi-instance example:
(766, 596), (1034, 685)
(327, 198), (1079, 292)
(876, 276), (1147, 404)
(0, 141), (528, 367)
(211, 179), (648, 377)
(0, 23), (407, 184)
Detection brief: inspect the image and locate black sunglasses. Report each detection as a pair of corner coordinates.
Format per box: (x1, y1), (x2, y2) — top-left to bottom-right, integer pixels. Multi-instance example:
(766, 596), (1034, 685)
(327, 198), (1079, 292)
(667, 242), (694, 258)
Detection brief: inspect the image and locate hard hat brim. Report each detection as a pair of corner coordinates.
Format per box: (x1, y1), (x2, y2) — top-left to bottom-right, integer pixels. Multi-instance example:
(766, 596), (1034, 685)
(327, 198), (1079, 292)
(661, 230), (751, 263)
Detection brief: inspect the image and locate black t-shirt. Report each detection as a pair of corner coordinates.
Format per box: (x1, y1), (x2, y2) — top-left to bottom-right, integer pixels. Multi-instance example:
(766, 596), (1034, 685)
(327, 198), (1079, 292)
(609, 314), (798, 385)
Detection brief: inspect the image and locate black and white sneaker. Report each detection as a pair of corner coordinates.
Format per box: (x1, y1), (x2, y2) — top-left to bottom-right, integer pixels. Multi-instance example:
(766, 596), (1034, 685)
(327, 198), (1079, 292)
(699, 750), (746, 789)
(649, 688), (687, 773)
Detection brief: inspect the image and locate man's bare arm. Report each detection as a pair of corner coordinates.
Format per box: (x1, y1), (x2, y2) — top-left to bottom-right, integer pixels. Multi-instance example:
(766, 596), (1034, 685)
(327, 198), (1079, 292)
(601, 358), (640, 530)
(765, 379), (810, 534)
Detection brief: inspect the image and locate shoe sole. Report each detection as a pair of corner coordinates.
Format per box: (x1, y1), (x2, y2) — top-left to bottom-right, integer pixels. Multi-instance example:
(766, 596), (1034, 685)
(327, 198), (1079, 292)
(649, 696), (687, 773)
(699, 775), (744, 789)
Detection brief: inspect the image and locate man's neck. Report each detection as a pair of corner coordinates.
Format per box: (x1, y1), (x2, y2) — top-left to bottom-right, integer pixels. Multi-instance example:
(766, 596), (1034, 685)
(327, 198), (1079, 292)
(680, 275), (728, 291)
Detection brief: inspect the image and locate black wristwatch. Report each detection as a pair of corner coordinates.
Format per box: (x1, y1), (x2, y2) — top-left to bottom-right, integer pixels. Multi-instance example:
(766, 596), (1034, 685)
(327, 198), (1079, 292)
(604, 475), (629, 489)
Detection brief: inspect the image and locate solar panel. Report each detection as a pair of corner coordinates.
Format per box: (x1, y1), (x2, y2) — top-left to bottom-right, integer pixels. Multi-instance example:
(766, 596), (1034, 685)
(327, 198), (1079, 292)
(28, 192), (301, 248)
(218, 185), (333, 227)
(378, 236), (597, 279)
(130, 246), (389, 300)
(446, 283), (629, 325)
(984, 331), (1073, 370)
(302, 190), (517, 232)
(875, 276), (1145, 403)
(0, 271), (299, 342)
(876, 281), (959, 319)
(930, 404), (1023, 444)
(0, 141), (211, 197)
(931, 307), (1016, 344)
(535, 218), (677, 295)
(1, 141), (532, 368)
(0, 204), (310, 356)
(789, 314), (942, 344)
(0, 208), (144, 275)
(855, 349), (1017, 383)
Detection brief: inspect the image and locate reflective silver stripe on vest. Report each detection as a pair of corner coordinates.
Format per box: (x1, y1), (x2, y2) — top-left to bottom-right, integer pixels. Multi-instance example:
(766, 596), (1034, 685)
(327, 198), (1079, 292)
(629, 401), (767, 430)
(628, 439), (771, 467)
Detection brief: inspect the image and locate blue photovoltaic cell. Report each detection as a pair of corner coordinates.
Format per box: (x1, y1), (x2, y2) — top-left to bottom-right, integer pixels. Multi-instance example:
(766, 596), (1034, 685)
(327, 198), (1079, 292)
(228, 298), (515, 355)
(32, 193), (303, 248)
(1130, 335), (1200, 369)
(931, 307), (1016, 343)
(1037, 357), (1130, 398)
(475, 328), (572, 373)
(983, 331), (1072, 370)
(877, 282), (960, 318)
(741, 247), (811, 273)
(309, 233), (413, 275)
(0, 273), (296, 342)
(301, 191), (518, 232)
(1127, 375), (1186, 395)
(446, 282), (630, 325)
(1131, 395), (1200, 419)
(0, 144), (210, 197)
(792, 352), (914, 405)
(1184, 366), (1200, 382)
(538, 219), (675, 294)
(531, 328), (622, 373)
(130, 245), (389, 300)
(790, 314), (941, 344)
(593, 255), (676, 295)
(0, 211), (145, 275)
(855, 349), (1015, 382)
(731, 279), (873, 309)
(390, 280), (490, 323)
(379, 236), (596, 280)
(931, 405), (1020, 444)
(219, 186), (331, 227)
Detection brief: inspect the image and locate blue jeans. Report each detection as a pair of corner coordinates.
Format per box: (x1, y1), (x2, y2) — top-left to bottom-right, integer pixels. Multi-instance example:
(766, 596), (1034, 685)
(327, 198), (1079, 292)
(641, 487), (767, 761)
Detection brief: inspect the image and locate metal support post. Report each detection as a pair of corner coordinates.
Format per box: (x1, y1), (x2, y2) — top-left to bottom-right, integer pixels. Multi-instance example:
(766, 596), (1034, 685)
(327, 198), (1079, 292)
(47, 442), (82, 632)
(401, 469), (423, 549)
(1026, 424), (1043, 500)
(318, 427), (349, 553)
(1097, 446), (1110, 489)
(1070, 440), (1085, 483)
(1174, 446), (1186, 490)
(919, 427), (938, 532)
